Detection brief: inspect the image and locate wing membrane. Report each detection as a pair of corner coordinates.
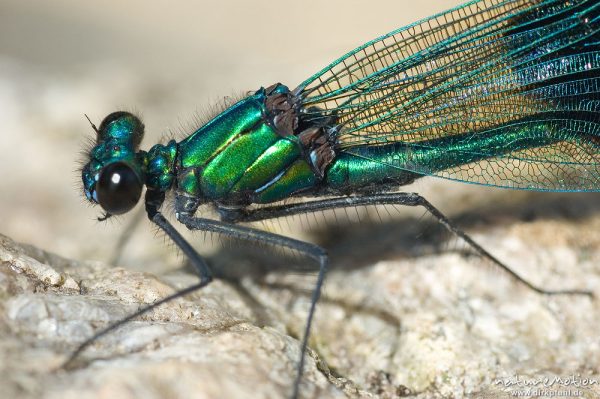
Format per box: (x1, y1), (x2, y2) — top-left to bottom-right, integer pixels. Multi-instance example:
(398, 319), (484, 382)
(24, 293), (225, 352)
(296, 0), (600, 191)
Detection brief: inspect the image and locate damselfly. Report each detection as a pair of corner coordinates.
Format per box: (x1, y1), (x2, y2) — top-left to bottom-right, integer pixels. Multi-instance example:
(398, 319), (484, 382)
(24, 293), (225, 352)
(72, 0), (599, 397)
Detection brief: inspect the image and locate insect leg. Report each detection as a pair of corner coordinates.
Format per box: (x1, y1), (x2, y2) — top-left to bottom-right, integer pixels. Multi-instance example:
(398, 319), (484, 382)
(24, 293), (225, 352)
(174, 212), (328, 399)
(62, 190), (214, 369)
(219, 192), (592, 297)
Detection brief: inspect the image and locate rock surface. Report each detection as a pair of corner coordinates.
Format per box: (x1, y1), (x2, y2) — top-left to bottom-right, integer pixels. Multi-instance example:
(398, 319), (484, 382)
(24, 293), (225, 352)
(0, 232), (341, 399)
(2, 195), (599, 398)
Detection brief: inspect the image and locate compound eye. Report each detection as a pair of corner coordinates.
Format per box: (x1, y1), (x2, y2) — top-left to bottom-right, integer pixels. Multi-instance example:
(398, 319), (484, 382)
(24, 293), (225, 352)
(96, 162), (142, 215)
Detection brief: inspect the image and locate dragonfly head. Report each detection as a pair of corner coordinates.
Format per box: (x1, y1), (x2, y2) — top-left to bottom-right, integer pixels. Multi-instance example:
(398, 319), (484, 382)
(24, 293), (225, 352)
(81, 112), (146, 218)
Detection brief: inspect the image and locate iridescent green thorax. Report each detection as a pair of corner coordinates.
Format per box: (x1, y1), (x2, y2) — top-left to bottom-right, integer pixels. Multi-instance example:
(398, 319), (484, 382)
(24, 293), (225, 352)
(173, 84), (336, 205)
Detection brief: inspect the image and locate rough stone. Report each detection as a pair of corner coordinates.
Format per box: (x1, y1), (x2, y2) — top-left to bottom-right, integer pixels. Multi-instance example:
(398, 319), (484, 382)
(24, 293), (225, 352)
(2, 199), (599, 399)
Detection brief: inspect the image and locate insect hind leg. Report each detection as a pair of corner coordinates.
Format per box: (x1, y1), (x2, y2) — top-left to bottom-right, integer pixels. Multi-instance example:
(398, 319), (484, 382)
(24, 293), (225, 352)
(175, 193), (329, 399)
(219, 192), (593, 298)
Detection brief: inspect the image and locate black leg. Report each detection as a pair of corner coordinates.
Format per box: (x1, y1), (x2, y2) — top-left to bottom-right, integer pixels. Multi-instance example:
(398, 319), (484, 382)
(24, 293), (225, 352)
(219, 192), (592, 297)
(62, 191), (214, 369)
(175, 212), (328, 399)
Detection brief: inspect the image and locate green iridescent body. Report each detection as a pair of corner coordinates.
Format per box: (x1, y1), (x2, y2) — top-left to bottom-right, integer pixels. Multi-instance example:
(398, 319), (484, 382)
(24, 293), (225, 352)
(175, 87), (311, 204)
(131, 84), (591, 208)
(83, 0), (600, 216)
(138, 88), (421, 205)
